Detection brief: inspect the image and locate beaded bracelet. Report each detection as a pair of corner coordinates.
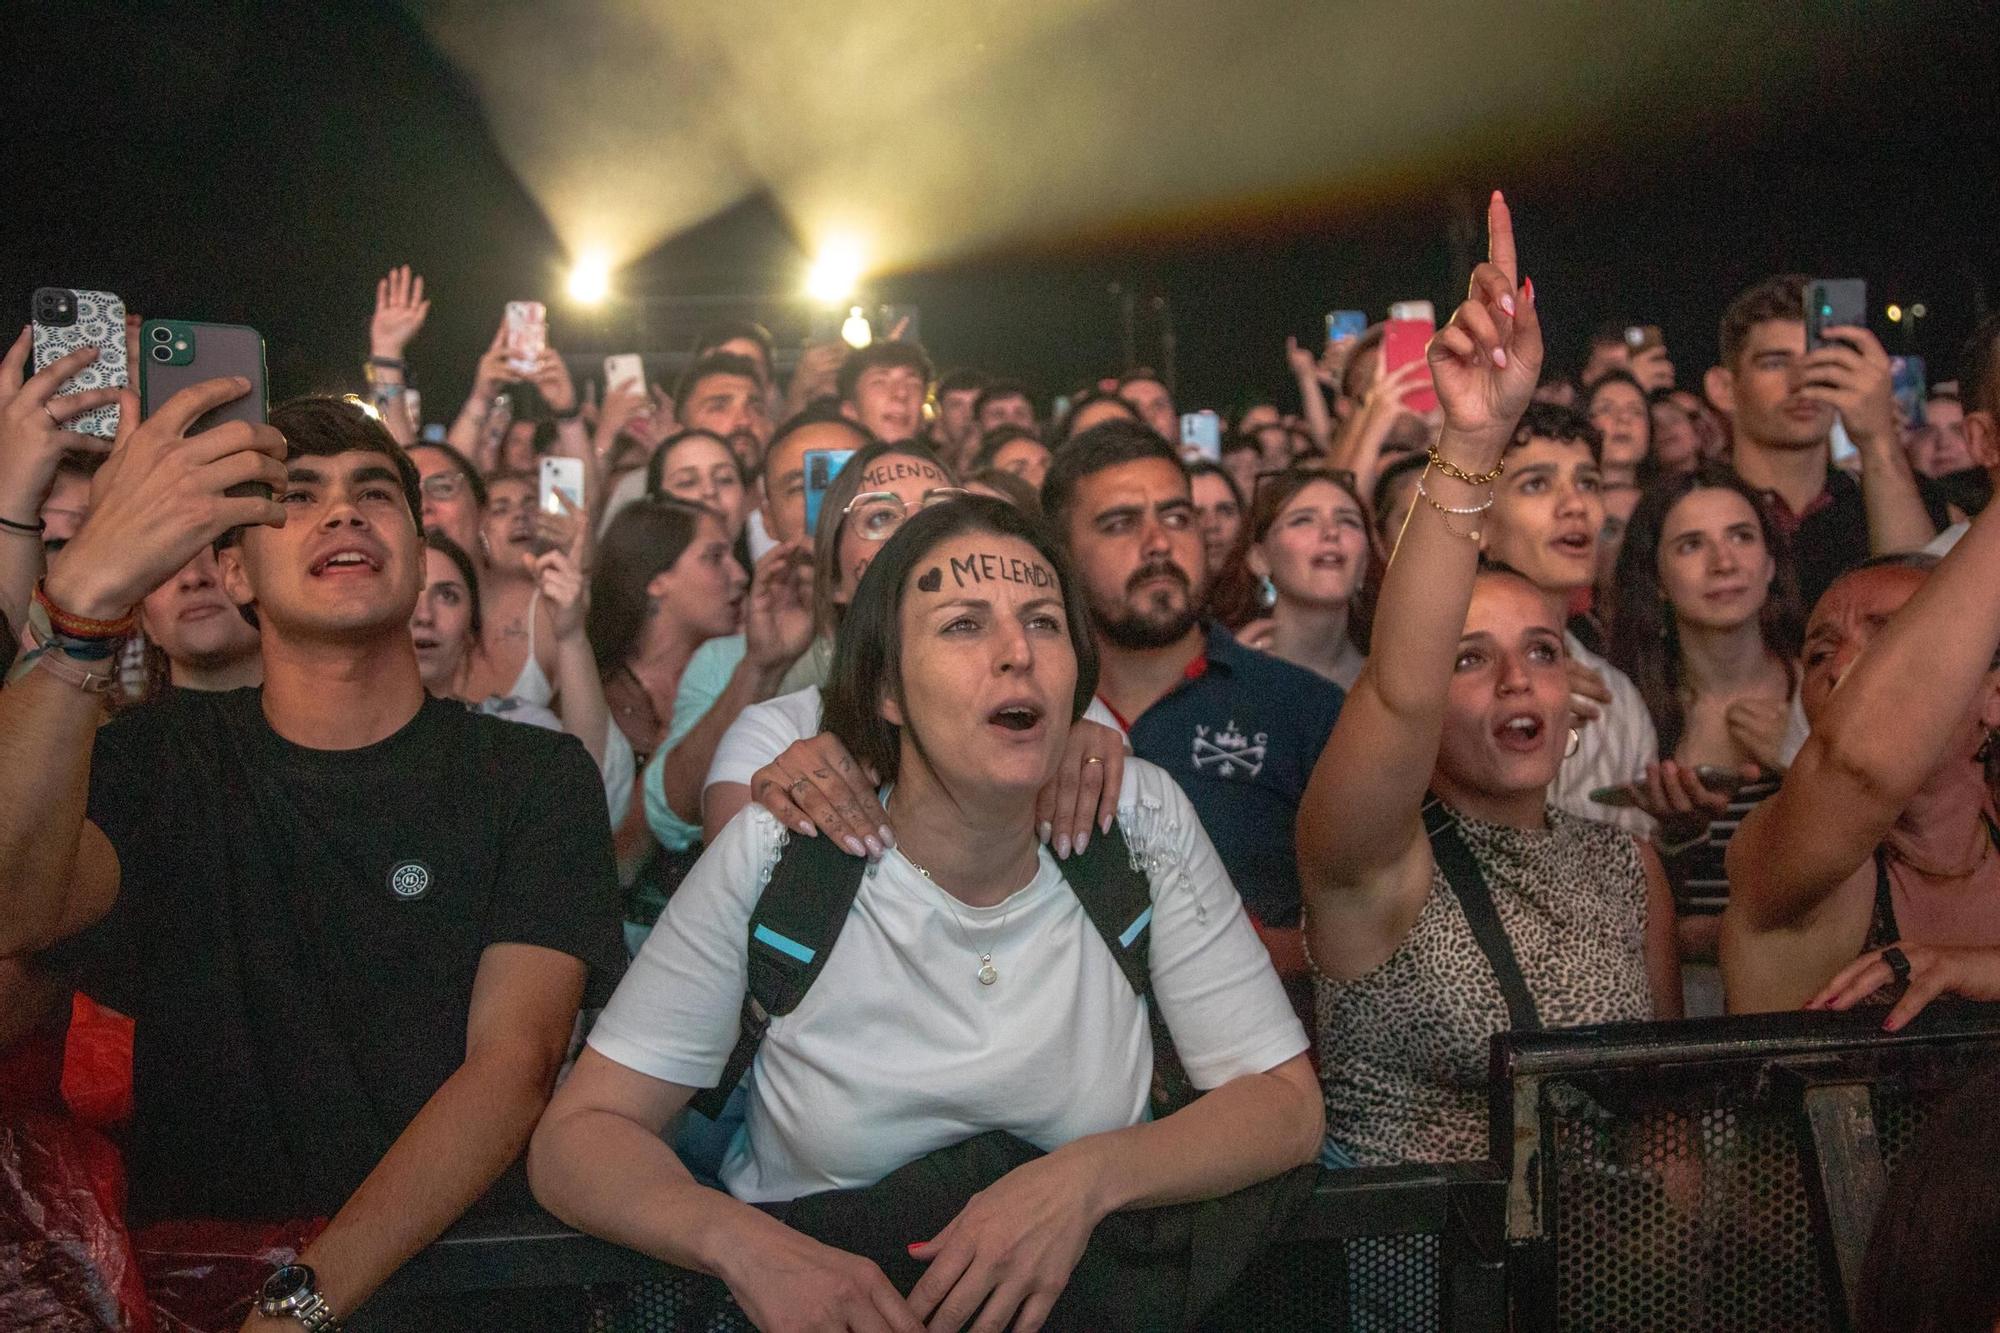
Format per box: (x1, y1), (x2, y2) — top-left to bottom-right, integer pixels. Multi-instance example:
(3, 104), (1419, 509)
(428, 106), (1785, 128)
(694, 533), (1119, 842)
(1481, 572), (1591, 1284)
(1426, 444), (1506, 487)
(1416, 475), (1494, 542)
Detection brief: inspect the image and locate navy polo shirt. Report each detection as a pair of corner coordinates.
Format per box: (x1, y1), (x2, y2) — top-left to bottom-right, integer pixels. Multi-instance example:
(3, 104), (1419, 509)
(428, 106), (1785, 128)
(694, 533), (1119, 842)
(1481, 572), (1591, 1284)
(1105, 622), (1344, 928)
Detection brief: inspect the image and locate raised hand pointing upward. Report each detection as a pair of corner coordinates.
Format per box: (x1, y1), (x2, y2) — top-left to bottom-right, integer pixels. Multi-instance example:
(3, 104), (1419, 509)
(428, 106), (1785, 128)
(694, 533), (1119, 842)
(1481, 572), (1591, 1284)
(1426, 190), (1542, 443)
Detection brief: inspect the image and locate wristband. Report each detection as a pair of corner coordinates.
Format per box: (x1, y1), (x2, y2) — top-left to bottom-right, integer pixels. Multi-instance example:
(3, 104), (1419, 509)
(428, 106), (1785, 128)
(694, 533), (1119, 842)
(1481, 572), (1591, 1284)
(0, 513), (44, 537)
(34, 578), (137, 641)
(13, 640), (120, 694)
(552, 404), (584, 423)
(365, 355), (407, 369)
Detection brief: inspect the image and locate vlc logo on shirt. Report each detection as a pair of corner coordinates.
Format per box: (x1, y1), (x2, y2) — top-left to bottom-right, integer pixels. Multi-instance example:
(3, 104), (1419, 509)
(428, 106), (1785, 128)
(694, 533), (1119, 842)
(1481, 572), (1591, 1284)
(1191, 720), (1267, 779)
(387, 861), (433, 900)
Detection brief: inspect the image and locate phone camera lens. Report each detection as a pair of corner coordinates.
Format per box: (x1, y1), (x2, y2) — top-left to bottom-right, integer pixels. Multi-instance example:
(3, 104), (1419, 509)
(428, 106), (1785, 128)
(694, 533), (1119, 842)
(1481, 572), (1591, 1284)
(151, 345), (173, 363)
(151, 326), (173, 343)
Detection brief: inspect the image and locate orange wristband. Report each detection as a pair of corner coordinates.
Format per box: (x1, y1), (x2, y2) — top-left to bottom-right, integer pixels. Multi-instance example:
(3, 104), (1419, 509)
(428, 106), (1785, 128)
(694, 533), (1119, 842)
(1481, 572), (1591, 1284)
(33, 579), (136, 641)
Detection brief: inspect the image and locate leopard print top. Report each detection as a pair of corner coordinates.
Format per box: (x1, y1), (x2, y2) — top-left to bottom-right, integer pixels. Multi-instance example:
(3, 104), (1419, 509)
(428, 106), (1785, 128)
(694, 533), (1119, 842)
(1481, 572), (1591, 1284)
(1314, 804), (1654, 1165)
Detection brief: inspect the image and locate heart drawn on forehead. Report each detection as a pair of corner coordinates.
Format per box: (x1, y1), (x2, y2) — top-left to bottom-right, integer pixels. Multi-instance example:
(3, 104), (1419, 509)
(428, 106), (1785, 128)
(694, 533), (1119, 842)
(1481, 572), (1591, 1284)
(917, 566), (943, 593)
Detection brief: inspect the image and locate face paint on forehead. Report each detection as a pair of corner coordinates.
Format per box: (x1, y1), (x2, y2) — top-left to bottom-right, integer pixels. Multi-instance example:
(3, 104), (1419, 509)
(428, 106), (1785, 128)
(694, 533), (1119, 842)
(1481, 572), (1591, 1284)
(862, 459), (943, 488)
(945, 549), (1056, 592)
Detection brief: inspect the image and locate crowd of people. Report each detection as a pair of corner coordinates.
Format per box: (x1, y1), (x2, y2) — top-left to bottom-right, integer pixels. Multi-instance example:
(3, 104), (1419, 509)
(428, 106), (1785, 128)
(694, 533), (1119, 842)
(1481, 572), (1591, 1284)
(2, 191), (1999, 1331)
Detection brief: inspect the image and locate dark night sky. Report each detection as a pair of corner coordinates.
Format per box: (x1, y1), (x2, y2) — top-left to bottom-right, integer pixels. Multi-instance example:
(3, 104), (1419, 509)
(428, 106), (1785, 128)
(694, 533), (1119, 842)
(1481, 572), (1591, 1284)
(3, 2), (1996, 420)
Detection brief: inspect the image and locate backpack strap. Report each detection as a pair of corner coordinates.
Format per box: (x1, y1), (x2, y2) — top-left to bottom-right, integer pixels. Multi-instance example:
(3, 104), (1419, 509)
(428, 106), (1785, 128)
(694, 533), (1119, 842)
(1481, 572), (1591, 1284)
(1421, 794), (1542, 1033)
(1065, 823), (1198, 1117)
(690, 831), (867, 1120)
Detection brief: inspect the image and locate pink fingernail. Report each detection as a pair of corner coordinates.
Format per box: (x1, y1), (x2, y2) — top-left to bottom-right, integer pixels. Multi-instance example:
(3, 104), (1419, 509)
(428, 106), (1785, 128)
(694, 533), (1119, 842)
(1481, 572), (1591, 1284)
(1500, 294), (1516, 317)
(1492, 347), (1509, 369)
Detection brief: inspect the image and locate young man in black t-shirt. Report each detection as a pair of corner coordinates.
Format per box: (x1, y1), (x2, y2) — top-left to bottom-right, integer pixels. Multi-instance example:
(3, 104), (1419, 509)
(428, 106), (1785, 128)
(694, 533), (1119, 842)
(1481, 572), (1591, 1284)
(0, 382), (625, 1330)
(1704, 274), (1946, 609)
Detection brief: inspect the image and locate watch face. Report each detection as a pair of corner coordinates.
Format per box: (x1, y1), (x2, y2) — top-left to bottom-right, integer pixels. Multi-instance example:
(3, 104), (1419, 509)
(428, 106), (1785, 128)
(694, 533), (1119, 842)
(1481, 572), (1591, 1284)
(263, 1264), (313, 1302)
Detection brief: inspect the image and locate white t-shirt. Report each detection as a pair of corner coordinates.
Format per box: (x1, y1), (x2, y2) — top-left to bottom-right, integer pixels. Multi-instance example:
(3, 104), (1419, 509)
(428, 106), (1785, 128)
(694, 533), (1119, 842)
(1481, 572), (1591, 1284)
(589, 759), (1306, 1203)
(1552, 632), (1660, 839)
(705, 686), (1127, 793)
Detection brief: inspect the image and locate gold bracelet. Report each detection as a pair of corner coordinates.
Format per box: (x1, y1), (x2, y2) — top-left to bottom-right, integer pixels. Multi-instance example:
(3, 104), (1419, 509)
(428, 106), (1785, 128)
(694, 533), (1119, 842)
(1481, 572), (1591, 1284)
(1426, 444), (1505, 486)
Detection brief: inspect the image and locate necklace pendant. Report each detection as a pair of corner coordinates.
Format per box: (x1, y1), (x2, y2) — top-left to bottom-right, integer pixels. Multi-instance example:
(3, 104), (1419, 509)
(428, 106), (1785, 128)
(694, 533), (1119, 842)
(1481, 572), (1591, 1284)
(977, 955), (998, 986)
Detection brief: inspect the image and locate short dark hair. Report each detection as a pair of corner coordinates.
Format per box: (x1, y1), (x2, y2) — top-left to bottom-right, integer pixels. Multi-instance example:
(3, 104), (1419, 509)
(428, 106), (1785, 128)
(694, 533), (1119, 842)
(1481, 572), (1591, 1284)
(1050, 388), (1138, 443)
(1116, 366), (1168, 392)
(820, 496), (1098, 786)
(1719, 274), (1808, 370)
(1509, 401), (1603, 464)
(1186, 459), (1243, 509)
(222, 397), (421, 551)
(1372, 450), (1429, 522)
(674, 351), (766, 415)
(423, 529), (484, 641)
(766, 405), (875, 468)
(1041, 418), (1186, 542)
(587, 497), (713, 672)
(645, 428), (744, 498)
(1957, 311), (2000, 417)
(407, 440), (488, 511)
(969, 424), (1046, 473)
(937, 367), (990, 398)
(693, 322), (775, 382)
(973, 380), (1034, 421)
(1219, 431), (1259, 461)
(965, 467), (1042, 516)
(836, 341), (935, 404)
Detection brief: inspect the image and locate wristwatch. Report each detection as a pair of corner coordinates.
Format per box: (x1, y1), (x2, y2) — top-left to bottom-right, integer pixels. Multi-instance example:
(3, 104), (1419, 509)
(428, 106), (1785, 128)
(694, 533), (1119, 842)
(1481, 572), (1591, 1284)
(258, 1264), (344, 1331)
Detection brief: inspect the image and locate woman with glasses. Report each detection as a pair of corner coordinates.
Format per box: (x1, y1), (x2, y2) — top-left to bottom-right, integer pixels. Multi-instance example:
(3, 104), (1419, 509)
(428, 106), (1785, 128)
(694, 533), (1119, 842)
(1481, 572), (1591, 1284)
(406, 441), (486, 555)
(695, 439), (975, 840)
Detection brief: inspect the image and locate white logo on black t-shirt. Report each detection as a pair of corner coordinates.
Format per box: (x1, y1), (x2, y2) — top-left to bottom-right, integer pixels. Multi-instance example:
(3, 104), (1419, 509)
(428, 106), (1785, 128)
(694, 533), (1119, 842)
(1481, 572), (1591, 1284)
(387, 861), (433, 899)
(1191, 720), (1267, 779)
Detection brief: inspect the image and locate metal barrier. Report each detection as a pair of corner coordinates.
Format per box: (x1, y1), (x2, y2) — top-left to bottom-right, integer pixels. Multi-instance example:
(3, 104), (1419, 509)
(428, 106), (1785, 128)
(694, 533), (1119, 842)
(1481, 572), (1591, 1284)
(367, 1162), (1509, 1332)
(1491, 1002), (2000, 1333)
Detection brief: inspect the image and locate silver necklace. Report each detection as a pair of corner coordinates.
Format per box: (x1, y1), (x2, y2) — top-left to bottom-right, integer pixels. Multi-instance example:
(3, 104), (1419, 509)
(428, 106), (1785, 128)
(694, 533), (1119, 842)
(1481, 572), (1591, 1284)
(902, 848), (1008, 986)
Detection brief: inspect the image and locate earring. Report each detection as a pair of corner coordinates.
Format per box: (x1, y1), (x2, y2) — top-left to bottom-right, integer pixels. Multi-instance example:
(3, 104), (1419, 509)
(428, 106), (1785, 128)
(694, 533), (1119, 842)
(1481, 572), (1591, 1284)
(1565, 726), (1581, 758)
(1258, 575), (1278, 610)
(1977, 729), (1996, 766)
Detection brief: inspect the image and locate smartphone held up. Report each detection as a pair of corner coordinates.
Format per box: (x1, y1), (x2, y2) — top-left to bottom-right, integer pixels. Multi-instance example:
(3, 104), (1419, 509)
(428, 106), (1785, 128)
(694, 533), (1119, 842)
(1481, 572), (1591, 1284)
(31, 286), (129, 438)
(503, 301), (548, 375)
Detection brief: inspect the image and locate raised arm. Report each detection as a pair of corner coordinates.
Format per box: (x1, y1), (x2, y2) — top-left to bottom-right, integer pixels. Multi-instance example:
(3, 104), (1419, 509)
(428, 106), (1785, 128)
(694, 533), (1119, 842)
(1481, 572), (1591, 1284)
(445, 325), (513, 464)
(366, 265), (429, 448)
(653, 542), (813, 825)
(1803, 325), (1938, 554)
(528, 504), (614, 773)
(1285, 337), (1334, 456)
(1726, 493), (2000, 934)
(0, 332), (118, 632)
(1298, 191), (1542, 979)
(0, 380), (286, 958)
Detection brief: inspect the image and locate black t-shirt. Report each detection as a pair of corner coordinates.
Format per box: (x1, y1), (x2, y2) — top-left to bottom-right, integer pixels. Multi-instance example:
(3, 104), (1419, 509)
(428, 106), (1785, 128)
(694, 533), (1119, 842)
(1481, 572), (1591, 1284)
(1769, 467), (1951, 612)
(46, 688), (627, 1223)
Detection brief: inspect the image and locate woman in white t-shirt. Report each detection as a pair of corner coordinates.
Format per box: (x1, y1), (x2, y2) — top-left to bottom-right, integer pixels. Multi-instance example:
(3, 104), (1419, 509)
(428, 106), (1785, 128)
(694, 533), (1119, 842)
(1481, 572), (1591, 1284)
(529, 497), (1320, 1332)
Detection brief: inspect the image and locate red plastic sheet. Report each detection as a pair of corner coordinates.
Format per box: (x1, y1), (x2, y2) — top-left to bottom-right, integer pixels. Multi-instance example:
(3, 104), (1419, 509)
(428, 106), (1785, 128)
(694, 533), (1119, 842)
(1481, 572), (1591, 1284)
(0, 1110), (151, 1332)
(62, 995), (135, 1131)
(135, 1218), (325, 1333)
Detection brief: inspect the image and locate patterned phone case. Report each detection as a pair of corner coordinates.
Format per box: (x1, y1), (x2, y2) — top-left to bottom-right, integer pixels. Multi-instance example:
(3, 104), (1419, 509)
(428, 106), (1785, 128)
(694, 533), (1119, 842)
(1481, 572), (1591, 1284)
(32, 288), (128, 438)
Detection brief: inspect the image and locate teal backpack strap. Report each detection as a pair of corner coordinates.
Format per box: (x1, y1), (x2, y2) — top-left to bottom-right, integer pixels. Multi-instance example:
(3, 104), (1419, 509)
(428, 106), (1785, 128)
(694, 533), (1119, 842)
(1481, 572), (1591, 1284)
(1064, 823), (1199, 1117)
(689, 831), (867, 1119)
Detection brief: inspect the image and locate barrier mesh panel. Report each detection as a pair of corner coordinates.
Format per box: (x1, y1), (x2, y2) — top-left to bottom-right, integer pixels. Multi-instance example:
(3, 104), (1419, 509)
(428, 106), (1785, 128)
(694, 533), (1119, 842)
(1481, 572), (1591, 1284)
(584, 1233), (1443, 1332)
(1543, 1077), (1938, 1333)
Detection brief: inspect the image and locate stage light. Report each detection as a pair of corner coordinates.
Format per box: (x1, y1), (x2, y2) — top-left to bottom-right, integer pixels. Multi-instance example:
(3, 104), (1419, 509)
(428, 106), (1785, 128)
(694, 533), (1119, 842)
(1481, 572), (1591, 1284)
(567, 250), (612, 305)
(1886, 303), (1902, 323)
(806, 238), (864, 304)
(841, 306), (873, 349)
(1910, 303), (1926, 319)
